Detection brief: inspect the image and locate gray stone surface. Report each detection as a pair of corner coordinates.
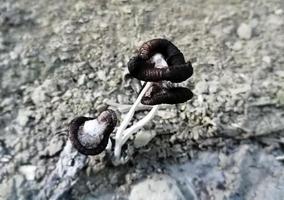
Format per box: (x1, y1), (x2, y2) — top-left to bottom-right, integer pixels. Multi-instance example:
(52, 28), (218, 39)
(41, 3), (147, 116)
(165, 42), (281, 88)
(129, 174), (188, 200)
(168, 145), (284, 200)
(0, 0), (283, 199)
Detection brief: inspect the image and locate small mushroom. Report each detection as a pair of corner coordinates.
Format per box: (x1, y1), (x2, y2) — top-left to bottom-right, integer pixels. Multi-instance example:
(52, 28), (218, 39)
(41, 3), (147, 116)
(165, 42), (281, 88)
(128, 39), (193, 83)
(128, 38), (194, 105)
(69, 109), (117, 155)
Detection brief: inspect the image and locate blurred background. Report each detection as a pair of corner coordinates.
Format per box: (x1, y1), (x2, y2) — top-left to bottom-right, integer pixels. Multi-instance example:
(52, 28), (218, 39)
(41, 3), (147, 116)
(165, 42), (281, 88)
(0, 0), (284, 199)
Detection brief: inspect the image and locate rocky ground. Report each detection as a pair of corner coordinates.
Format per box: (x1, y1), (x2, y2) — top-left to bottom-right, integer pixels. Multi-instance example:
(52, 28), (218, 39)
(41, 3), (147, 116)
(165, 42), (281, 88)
(0, 0), (284, 199)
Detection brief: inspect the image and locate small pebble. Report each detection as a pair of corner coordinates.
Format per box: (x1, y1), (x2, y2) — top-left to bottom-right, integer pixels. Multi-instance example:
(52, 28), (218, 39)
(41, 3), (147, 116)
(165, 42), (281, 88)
(77, 74), (87, 86)
(16, 109), (32, 126)
(31, 86), (47, 105)
(231, 40), (243, 51)
(275, 9), (283, 15)
(134, 130), (156, 148)
(18, 165), (37, 181)
(44, 137), (64, 157)
(87, 81), (95, 88)
(267, 14), (283, 27)
(88, 73), (96, 79)
(237, 23), (252, 40)
(97, 70), (107, 81)
(194, 81), (209, 94)
(262, 56), (271, 65)
(118, 62), (124, 68)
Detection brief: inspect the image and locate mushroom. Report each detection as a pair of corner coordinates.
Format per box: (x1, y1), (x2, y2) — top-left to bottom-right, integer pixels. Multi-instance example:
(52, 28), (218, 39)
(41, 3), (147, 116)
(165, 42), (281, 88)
(128, 38), (193, 105)
(113, 38), (194, 164)
(69, 109), (117, 155)
(128, 38), (193, 83)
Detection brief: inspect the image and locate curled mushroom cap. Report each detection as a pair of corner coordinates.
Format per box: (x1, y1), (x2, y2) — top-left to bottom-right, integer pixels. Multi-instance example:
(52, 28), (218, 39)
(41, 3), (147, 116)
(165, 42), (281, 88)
(128, 38), (194, 106)
(141, 83), (193, 105)
(138, 39), (185, 66)
(128, 38), (193, 83)
(69, 109), (117, 155)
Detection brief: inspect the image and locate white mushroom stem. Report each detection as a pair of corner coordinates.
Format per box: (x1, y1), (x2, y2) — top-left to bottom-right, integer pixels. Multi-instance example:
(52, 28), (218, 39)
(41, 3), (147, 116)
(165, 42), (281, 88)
(114, 81), (153, 159)
(121, 105), (159, 144)
(276, 155), (284, 161)
(114, 54), (168, 163)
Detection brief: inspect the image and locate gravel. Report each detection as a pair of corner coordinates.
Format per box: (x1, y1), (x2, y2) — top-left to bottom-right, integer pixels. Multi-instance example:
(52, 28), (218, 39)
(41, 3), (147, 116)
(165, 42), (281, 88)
(0, 0), (284, 199)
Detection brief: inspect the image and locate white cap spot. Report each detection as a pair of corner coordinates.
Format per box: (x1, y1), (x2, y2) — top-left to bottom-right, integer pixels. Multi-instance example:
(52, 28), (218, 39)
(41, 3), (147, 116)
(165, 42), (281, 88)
(78, 119), (107, 148)
(83, 119), (106, 136)
(151, 54), (168, 69)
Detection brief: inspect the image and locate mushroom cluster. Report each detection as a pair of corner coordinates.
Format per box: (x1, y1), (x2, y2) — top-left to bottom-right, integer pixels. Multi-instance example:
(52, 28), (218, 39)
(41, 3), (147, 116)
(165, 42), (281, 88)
(68, 38), (194, 164)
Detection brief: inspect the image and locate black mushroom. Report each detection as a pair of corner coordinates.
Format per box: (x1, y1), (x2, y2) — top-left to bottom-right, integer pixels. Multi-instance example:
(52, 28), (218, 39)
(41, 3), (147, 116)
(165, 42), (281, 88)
(128, 38), (194, 105)
(69, 109), (117, 155)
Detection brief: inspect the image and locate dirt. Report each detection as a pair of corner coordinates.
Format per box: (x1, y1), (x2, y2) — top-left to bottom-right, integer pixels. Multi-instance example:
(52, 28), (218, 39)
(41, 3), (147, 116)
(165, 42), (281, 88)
(0, 0), (284, 199)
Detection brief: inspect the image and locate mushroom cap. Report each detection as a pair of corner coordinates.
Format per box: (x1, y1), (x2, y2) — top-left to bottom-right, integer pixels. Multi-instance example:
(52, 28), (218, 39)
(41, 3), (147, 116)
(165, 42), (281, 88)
(128, 39), (194, 105)
(141, 84), (193, 105)
(69, 109), (117, 155)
